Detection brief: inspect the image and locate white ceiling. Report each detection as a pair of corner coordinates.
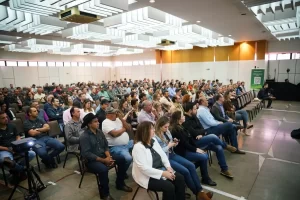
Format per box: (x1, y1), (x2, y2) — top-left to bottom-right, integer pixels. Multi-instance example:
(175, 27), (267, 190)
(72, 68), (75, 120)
(128, 0), (276, 41)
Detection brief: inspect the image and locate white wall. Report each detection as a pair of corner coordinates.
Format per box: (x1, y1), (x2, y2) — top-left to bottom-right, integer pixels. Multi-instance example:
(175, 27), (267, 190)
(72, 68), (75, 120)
(267, 59), (300, 84)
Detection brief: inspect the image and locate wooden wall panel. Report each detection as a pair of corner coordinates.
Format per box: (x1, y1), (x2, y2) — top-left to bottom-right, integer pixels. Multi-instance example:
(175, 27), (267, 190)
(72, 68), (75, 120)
(257, 40), (267, 60)
(189, 47), (202, 62)
(228, 44), (240, 61)
(239, 41), (255, 60)
(215, 46), (229, 61)
(155, 50), (161, 64)
(201, 47), (214, 62)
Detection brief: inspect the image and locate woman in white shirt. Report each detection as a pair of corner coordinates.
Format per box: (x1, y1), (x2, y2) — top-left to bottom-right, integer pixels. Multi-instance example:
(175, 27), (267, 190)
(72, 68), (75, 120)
(83, 99), (95, 116)
(132, 121), (185, 200)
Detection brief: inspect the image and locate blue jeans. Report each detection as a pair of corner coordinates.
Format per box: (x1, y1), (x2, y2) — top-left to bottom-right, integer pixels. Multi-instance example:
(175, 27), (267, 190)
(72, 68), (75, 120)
(235, 110), (248, 128)
(109, 140), (133, 172)
(33, 136), (65, 163)
(169, 153), (202, 194)
(87, 154), (127, 197)
(206, 122), (238, 149)
(194, 134), (228, 171)
(184, 151), (210, 181)
(0, 150), (35, 171)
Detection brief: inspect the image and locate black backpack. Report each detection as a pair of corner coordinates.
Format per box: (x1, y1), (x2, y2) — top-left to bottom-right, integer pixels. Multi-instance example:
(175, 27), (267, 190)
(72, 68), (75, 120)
(291, 129), (300, 139)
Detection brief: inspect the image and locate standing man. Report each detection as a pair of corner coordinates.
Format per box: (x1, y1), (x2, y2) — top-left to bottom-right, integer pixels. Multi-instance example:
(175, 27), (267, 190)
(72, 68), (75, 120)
(80, 113), (132, 200)
(24, 107), (65, 168)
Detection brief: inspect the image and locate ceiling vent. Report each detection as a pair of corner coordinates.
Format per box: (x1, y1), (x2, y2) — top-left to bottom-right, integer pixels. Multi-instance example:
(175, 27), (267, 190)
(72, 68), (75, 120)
(59, 7), (100, 23)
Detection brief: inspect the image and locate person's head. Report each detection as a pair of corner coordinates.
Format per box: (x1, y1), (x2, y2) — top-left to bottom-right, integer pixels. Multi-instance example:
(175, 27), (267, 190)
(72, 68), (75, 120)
(198, 98), (208, 107)
(139, 93), (147, 101)
(170, 111), (185, 126)
(82, 113), (99, 130)
(163, 90), (169, 98)
(124, 94), (131, 102)
(119, 99), (128, 110)
(27, 91), (33, 99)
(175, 88), (181, 96)
(0, 102), (7, 111)
(83, 99), (91, 110)
(183, 102), (197, 115)
(79, 93), (86, 101)
(10, 84), (13, 88)
(70, 107), (81, 120)
(263, 83), (268, 88)
(172, 95), (180, 103)
(237, 81), (241, 86)
(182, 94), (191, 104)
(14, 89), (19, 95)
(155, 116), (170, 134)
(241, 81), (245, 86)
(0, 111), (8, 126)
(148, 87), (153, 95)
(37, 87), (43, 94)
(47, 94), (54, 103)
(31, 101), (40, 110)
(0, 92), (4, 101)
(51, 98), (60, 108)
(135, 121), (154, 146)
(100, 99), (110, 110)
(130, 92), (137, 99)
(105, 107), (118, 121)
(153, 102), (162, 112)
(153, 93), (161, 101)
(215, 94), (224, 104)
(82, 88), (87, 93)
(68, 96), (73, 104)
(27, 107), (38, 118)
(131, 99), (139, 109)
(230, 79), (233, 84)
(142, 100), (152, 113)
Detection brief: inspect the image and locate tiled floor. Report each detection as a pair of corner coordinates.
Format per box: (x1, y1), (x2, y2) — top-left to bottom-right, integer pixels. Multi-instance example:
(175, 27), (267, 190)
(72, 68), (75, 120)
(1, 100), (300, 200)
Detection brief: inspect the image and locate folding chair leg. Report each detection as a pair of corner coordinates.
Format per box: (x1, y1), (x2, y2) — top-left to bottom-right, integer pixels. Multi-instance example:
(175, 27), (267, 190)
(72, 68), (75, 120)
(132, 186), (141, 200)
(36, 155), (41, 172)
(78, 171), (85, 188)
(2, 166), (8, 187)
(56, 155), (61, 164)
(63, 152), (69, 168)
(76, 155), (83, 174)
(95, 174), (102, 197)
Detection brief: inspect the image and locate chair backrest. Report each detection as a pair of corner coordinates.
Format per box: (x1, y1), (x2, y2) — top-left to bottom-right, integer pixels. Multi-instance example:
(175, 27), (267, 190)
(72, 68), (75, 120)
(48, 120), (62, 137)
(22, 106), (30, 113)
(237, 97), (242, 109)
(9, 103), (19, 112)
(16, 112), (26, 123)
(10, 119), (25, 136)
(39, 104), (44, 110)
(9, 108), (17, 115)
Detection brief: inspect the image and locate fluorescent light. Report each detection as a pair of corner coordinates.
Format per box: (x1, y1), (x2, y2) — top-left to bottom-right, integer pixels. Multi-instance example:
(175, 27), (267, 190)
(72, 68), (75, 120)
(228, 34), (232, 36)
(197, 21), (201, 23)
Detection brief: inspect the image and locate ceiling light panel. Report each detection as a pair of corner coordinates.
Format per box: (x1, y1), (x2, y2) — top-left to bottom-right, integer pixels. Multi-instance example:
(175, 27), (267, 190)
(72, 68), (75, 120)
(104, 6), (187, 34)
(62, 24), (125, 42)
(0, 6), (67, 35)
(112, 34), (161, 48)
(4, 44), (47, 53)
(22, 39), (71, 50)
(249, 1), (300, 40)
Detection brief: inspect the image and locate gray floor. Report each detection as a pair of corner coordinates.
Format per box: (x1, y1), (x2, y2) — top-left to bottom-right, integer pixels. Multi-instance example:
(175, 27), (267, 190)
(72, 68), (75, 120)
(1, 101), (300, 200)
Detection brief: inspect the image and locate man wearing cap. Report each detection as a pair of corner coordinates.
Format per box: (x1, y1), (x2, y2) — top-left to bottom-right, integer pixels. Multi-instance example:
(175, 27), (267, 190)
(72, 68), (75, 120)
(80, 113), (132, 200)
(95, 99), (110, 130)
(102, 107), (133, 177)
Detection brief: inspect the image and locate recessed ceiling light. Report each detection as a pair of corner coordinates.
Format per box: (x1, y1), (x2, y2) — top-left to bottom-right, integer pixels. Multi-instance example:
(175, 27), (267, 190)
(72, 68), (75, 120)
(196, 21), (201, 23)
(149, 0), (155, 3)
(218, 34), (222, 37)
(228, 35), (232, 36)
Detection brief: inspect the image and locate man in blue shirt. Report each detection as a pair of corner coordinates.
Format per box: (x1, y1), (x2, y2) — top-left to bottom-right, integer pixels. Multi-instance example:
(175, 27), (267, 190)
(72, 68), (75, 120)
(197, 98), (245, 154)
(167, 83), (176, 98)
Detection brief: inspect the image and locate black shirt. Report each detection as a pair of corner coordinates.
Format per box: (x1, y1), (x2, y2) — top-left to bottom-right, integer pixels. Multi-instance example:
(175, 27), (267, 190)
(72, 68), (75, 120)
(96, 108), (106, 130)
(145, 139), (164, 169)
(23, 118), (48, 139)
(0, 124), (19, 147)
(79, 128), (109, 162)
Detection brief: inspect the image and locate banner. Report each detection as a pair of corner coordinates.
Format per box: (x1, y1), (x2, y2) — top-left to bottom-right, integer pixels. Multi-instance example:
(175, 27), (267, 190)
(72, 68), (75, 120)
(250, 69), (265, 89)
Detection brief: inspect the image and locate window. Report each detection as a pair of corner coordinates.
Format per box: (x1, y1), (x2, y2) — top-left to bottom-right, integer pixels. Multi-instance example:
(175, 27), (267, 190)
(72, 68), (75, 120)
(71, 62), (77, 67)
(28, 61), (37, 67)
(78, 62), (85, 67)
(114, 61), (122, 67)
(64, 62), (71, 67)
(133, 61), (139, 66)
(292, 53), (300, 59)
(103, 62), (112, 67)
(277, 53), (290, 60)
(0, 61), (5, 66)
(123, 61), (132, 66)
(56, 62), (63, 66)
(268, 53), (277, 60)
(48, 62), (56, 67)
(6, 61), (17, 66)
(85, 62), (91, 67)
(18, 61), (28, 67)
(38, 62), (47, 67)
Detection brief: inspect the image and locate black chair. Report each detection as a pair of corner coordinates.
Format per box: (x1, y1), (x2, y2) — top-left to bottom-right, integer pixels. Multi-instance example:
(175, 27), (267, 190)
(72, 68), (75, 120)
(1, 155), (24, 186)
(132, 184), (159, 200)
(22, 106), (30, 113)
(9, 103), (20, 112)
(15, 112), (26, 123)
(9, 108), (17, 116)
(10, 119), (25, 138)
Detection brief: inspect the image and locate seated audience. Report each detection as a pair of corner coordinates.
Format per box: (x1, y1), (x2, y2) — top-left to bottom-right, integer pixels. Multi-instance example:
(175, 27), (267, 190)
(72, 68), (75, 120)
(47, 98), (64, 131)
(155, 116), (213, 200)
(0, 102), (16, 121)
(44, 95), (54, 113)
(24, 91), (34, 106)
(132, 121), (185, 200)
(83, 99), (95, 116)
(182, 94), (192, 104)
(26, 101), (49, 122)
(98, 86), (110, 101)
(95, 99), (110, 130)
(80, 113), (132, 200)
(90, 87), (100, 101)
(170, 111), (216, 186)
(24, 107), (65, 168)
(118, 99), (133, 124)
(34, 87), (46, 103)
(182, 102), (235, 178)
(153, 102), (165, 118)
(160, 90), (173, 112)
(152, 93), (161, 104)
(170, 95), (184, 114)
(9, 89), (24, 110)
(197, 98), (245, 154)
(147, 87), (154, 101)
(64, 107), (84, 152)
(73, 93), (86, 109)
(102, 107), (133, 174)
(107, 85), (117, 101)
(257, 83), (276, 108)
(137, 100), (156, 124)
(0, 111), (35, 181)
